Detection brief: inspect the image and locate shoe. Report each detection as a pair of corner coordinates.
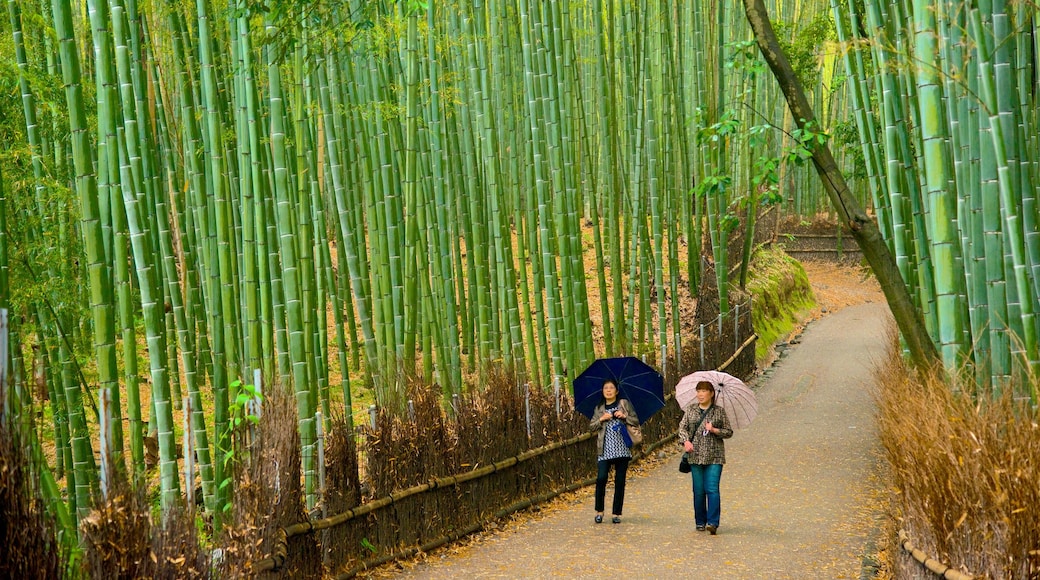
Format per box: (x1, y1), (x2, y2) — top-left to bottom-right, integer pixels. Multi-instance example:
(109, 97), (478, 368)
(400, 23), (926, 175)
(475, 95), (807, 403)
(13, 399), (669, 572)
(705, 524), (717, 535)
(612, 516), (621, 524)
(696, 525), (706, 531)
(594, 515), (603, 524)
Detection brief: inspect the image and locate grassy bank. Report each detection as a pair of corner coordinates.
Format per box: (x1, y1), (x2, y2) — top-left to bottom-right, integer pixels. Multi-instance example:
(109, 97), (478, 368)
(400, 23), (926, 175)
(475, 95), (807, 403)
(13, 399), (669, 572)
(746, 247), (816, 364)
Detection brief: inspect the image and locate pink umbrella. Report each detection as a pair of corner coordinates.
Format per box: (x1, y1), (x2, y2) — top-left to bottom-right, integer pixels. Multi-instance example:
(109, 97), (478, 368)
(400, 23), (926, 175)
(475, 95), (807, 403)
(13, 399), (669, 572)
(675, 370), (758, 429)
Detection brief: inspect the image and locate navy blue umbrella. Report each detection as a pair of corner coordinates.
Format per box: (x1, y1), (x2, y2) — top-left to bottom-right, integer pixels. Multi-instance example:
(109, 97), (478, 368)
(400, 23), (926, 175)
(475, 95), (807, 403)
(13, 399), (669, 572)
(572, 357), (665, 424)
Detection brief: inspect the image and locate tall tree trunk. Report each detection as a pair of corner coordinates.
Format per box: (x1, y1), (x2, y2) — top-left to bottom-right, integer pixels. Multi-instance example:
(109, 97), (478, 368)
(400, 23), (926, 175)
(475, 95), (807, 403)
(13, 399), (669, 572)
(741, 0), (940, 370)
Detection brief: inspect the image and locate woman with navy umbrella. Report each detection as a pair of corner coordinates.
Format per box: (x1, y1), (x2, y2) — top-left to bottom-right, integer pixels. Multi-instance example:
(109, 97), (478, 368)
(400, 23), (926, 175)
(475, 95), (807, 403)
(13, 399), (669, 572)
(589, 379), (640, 524)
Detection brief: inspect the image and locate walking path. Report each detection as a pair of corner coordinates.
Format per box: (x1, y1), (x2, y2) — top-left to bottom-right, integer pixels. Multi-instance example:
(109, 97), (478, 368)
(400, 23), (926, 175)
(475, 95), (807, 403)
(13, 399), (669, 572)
(373, 298), (891, 579)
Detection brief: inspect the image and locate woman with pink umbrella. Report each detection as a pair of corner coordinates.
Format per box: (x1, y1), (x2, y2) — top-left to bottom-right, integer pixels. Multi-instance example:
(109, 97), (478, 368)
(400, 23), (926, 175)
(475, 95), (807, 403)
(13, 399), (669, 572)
(677, 381), (733, 535)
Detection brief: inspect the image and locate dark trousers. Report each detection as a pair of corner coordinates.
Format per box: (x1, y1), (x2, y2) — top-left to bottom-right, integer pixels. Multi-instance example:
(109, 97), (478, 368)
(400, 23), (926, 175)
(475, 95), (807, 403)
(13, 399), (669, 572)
(594, 457), (631, 515)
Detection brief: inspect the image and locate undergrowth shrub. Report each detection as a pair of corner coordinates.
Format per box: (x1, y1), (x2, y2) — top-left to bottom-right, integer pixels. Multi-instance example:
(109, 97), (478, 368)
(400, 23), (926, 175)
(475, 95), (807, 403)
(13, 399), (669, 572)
(82, 490), (208, 579)
(79, 385), (311, 579)
(219, 385), (319, 579)
(0, 421), (63, 579)
(875, 325), (1040, 579)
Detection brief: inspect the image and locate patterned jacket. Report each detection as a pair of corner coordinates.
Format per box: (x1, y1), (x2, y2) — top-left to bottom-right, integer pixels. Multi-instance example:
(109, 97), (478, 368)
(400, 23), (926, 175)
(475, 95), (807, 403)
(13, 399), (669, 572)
(677, 403), (733, 464)
(588, 398), (640, 453)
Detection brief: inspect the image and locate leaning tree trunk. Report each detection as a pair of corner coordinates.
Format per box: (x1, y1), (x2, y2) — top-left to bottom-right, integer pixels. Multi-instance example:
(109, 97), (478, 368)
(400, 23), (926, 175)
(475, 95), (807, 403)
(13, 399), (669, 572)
(741, 0), (941, 370)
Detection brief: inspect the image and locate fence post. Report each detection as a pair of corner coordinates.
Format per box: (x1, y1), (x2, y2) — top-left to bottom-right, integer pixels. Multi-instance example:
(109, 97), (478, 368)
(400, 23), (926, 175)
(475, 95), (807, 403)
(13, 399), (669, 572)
(552, 377), (559, 417)
(369, 404), (377, 430)
(99, 388), (110, 501)
(451, 393), (460, 417)
(699, 324), (706, 369)
(407, 400), (415, 422)
(734, 303), (740, 352)
(0, 309), (7, 422)
(660, 342), (667, 378)
(525, 384), (532, 440)
(675, 333), (682, 376)
(316, 411), (326, 506)
(184, 394), (194, 509)
(253, 368), (263, 418)
(249, 370), (262, 446)
(316, 409), (330, 568)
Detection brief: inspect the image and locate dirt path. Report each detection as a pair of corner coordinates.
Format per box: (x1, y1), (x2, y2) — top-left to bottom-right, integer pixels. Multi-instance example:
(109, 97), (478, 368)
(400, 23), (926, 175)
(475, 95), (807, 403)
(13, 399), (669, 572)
(370, 264), (890, 579)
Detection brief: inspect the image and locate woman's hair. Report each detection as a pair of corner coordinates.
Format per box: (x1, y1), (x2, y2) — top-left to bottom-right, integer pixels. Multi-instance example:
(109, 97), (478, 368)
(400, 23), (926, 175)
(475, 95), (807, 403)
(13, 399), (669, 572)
(695, 380), (715, 393)
(603, 379), (618, 389)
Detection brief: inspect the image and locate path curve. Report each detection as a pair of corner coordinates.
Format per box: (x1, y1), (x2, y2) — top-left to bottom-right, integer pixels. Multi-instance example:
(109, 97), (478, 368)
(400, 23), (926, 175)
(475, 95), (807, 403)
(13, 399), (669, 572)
(376, 302), (890, 579)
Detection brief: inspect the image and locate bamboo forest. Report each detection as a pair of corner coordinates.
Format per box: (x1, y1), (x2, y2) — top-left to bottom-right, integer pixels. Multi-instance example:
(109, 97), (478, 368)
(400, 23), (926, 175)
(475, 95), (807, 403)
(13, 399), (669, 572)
(1, 0), (1039, 576)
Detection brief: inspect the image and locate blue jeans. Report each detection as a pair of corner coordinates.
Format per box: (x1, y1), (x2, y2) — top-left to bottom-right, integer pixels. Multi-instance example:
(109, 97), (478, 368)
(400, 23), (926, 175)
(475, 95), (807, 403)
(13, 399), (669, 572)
(595, 457), (630, 515)
(690, 463), (723, 527)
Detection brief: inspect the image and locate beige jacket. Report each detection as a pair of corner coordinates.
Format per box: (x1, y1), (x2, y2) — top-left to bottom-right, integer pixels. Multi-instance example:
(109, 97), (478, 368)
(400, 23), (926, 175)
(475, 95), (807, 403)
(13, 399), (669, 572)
(588, 398), (640, 452)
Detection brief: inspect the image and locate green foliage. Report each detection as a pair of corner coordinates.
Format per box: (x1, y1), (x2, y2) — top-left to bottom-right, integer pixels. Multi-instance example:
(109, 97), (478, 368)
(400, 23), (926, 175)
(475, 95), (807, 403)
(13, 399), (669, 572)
(787, 119), (830, 166)
(772, 14), (835, 89)
(749, 154), (783, 206)
(831, 119), (868, 181)
(693, 173), (732, 199)
(695, 108), (741, 144)
(228, 381), (263, 432)
(217, 381), (263, 512)
(727, 39), (767, 76)
(0, 25), (86, 336)
(694, 39), (807, 232)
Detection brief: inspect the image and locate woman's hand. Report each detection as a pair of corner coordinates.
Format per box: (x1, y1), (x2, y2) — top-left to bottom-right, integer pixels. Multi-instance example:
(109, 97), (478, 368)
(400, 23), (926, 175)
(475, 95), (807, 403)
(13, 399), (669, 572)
(600, 412), (613, 422)
(613, 409), (626, 419)
(704, 421), (715, 434)
(683, 440), (694, 452)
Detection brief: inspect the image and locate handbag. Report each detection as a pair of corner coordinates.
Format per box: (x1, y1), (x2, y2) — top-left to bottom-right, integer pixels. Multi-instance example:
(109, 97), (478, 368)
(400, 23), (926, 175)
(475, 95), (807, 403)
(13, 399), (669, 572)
(614, 400), (642, 448)
(679, 455), (692, 473)
(625, 423), (643, 446)
(678, 405), (714, 473)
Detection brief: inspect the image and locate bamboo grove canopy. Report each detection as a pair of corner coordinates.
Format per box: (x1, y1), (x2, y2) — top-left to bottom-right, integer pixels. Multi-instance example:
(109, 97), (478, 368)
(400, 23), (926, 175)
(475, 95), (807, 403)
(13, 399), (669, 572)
(3, 0), (801, 523)
(0, 0), (1038, 530)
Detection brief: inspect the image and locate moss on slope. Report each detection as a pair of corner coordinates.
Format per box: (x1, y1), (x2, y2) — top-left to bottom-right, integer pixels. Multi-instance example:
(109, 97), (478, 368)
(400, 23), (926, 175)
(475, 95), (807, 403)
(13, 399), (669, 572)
(746, 247), (815, 363)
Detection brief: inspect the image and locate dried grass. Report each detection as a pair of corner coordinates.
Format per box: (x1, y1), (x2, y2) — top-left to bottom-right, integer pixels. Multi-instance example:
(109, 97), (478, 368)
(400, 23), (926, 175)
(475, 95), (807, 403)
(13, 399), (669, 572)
(0, 422), (63, 579)
(79, 384), (320, 580)
(218, 385), (320, 580)
(81, 487), (154, 578)
(81, 489), (210, 579)
(153, 506), (210, 579)
(875, 323), (1040, 579)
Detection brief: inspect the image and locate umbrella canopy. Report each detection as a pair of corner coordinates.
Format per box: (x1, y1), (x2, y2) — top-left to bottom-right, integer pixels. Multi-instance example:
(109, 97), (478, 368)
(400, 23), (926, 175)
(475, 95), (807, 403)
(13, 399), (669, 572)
(675, 370), (758, 429)
(573, 357), (665, 424)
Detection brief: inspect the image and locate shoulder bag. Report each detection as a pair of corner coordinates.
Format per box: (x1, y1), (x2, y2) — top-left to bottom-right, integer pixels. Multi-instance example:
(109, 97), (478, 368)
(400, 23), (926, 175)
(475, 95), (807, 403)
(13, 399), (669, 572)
(678, 405), (714, 473)
(621, 400), (643, 447)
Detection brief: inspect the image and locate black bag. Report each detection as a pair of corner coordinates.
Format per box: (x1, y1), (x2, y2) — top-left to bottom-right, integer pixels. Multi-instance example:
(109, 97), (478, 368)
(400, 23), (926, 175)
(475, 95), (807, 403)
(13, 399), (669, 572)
(678, 455), (692, 473)
(678, 405), (714, 474)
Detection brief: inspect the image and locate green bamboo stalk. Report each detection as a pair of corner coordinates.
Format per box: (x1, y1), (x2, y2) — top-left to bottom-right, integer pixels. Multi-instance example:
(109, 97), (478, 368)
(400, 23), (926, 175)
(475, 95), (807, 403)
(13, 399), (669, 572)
(970, 8), (1040, 384)
(108, 0), (181, 509)
(194, 0), (233, 521)
(424, 3), (463, 394)
(168, 6), (217, 514)
(319, 40), (381, 392)
(912, 0), (968, 368)
(51, 0), (108, 519)
(266, 16), (317, 506)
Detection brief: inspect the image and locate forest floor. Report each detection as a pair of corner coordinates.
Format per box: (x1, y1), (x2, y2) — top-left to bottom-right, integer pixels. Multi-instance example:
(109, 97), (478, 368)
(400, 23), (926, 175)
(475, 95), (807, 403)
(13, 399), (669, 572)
(361, 259), (890, 579)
